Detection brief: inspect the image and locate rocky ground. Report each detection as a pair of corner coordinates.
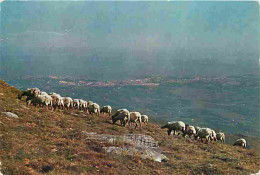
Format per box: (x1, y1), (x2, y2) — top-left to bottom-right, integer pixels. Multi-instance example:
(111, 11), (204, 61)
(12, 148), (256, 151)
(0, 80), (259, 175)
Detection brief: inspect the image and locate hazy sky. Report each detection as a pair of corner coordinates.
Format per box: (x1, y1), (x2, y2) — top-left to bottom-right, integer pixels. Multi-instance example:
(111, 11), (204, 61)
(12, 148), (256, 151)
(0, 1), (259, 79)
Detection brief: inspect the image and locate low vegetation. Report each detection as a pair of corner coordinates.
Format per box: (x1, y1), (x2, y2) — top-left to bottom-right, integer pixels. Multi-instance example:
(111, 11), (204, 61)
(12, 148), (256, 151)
(0, 80), (259, 175)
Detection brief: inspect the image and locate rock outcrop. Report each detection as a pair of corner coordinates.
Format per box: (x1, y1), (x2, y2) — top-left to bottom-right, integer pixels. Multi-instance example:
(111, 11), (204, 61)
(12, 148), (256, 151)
(82, 132), (168, 162)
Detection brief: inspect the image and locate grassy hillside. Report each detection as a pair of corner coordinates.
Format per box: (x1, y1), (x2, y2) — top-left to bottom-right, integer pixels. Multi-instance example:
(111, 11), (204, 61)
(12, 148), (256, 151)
(0, 80), (259, 175)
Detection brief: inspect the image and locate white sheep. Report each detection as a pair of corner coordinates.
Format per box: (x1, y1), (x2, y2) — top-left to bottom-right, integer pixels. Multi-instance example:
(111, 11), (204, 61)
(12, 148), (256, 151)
(88, 101), (94, 106)
(83, 100), (88, 111)
(194, 126), (201, 133)
(27, 94), (52, 109)
(129, 112), (142, 129)
(195, 128), (213, 143)
(210, 129), (217, 141)
(49, 93), (64, 110)
(161, 121), (185, 136)
(112, 109), (130, 127)
(183, 125), (196, 138)
(100, 105), (112, 116)
(79, 99), (88, 111)
(88, 103), (100, 116)
(40, 92), (52, 108)
(216, 132), (225, 143)
(233, 138), (247, 149)
(141, 115), (149, 124)
(73, 99), (80, 109)
(62, 97), (73, 109)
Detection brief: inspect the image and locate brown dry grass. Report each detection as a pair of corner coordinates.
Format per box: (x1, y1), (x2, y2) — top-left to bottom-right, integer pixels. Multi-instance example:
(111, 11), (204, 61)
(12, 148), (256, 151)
(0, 80), (259, 175)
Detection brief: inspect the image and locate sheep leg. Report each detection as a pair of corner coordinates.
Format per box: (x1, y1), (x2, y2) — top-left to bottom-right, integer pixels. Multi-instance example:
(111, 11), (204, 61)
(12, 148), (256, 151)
(122, 120), (126, 127)
(26, 100), (31, 106)
(167, 129), (172, 136)
(206, 137), (210, 144)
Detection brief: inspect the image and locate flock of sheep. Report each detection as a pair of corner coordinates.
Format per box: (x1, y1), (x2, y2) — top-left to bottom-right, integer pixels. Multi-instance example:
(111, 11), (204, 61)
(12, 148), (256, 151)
(17, 88), (148, 129)
(18, 87), (247, 149)
(160, 121), (247, 148)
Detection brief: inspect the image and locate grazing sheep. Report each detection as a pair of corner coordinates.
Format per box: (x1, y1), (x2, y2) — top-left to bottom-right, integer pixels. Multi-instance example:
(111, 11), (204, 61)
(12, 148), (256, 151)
(79, 99), (88, 111)
(18, 88), (41, 101)
(112, 109), (130, 127)
(210, 129), (217, 141)
(195, 128), (213, 143)
(88, 103), (100, 116)
(73, 99), (80, 109)
(141, 115), (149, 124)
(194, 126), (201, 134)
(27, 94), (52, 109)
(83, 100), (88, 111)
(100, 105), (112, 116)
(129, 112), (142, 129)
(183, 125), (196, 138)
(49, 93), (63, 110)
(194, 126), (202, 140)
(233, 138), (247, 149)
(88, 101), (94, 106)
(216, 132), (225, 143)
(44, 94), (53, 109)
(161, 121), (185, 136)
(62, 97), (73, 109)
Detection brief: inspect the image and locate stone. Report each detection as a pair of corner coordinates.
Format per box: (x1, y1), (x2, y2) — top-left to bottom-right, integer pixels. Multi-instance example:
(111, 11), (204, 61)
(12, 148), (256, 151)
(2, 112), (19, 118)
(82, 132), (168, 162)
(102, 146), (168, 162)
(251, 170), (260, 175)
(0, 161), (3, 175)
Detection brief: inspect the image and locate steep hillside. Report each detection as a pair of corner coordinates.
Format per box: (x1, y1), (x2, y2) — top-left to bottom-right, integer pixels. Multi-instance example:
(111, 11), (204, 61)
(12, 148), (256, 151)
(0, 80), (259, 175)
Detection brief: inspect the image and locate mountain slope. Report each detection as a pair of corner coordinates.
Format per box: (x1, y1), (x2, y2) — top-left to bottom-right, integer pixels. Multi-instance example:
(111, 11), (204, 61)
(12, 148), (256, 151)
(0, 80), (259, 175)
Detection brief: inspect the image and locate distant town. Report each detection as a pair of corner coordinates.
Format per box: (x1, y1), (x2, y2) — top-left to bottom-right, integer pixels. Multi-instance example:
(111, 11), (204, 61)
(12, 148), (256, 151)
(51, 76), (160, 87)
(10, 74), (245, 88)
